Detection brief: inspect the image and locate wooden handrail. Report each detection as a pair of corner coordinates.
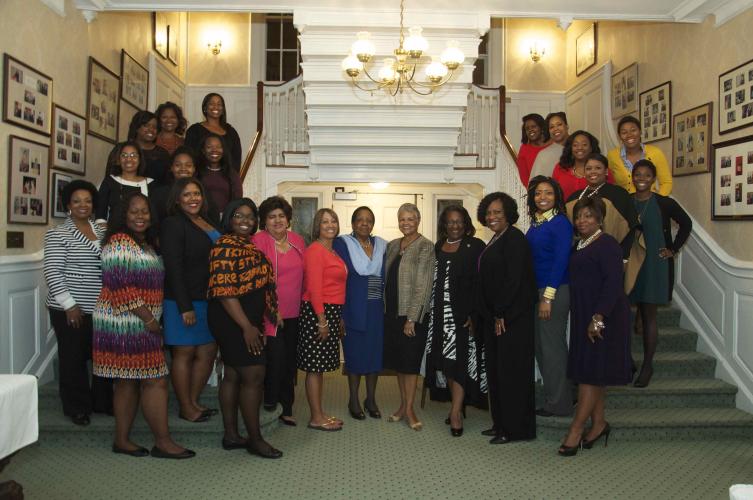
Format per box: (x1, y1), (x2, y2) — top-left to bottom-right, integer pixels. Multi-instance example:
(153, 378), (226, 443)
(239, 80), (265, 181)
(469, 83), (517, 163)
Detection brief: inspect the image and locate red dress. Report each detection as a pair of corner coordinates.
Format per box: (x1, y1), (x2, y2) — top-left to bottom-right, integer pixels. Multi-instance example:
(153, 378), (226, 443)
(516, 143), (548, 187)
(552, 163), (615, 200)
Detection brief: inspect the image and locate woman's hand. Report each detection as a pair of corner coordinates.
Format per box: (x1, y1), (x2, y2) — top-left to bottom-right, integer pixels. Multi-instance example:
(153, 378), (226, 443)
(658, 248), (674, 259)
(242, 325), (264, 355)
(145, 317), (162, 335)
(538, 301), (552, 321)
(494, 317), (506, 336)
(403, 319), (416, 337)
(316, 322), (330, 342)
(339, 318), (346, 338)
(587, 314), (605, 343)
(65, 305), (83, 329)
(182, 311), (196, 327)
(276, 314), (284, 328)
(463, 317), (474, 337)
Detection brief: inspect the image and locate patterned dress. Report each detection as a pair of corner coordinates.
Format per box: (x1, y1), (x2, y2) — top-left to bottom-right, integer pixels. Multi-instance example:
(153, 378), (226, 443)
(92, 233), (167, 379)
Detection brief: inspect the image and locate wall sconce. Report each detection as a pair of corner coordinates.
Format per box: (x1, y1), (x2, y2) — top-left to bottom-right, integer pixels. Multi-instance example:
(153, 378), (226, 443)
(529, 41), (545, 63)
(207, 40), (222, 56)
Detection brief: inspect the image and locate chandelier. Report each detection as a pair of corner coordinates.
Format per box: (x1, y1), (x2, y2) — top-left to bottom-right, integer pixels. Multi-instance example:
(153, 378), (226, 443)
(340, 0), (465, 96)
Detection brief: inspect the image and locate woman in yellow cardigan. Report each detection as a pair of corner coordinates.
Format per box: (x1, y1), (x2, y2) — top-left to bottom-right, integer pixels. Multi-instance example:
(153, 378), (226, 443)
(607, 116), (672, 196)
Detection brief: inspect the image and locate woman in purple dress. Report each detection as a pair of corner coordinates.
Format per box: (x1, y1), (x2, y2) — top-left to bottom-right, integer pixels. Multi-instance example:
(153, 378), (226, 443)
(558, 196), (632, 457)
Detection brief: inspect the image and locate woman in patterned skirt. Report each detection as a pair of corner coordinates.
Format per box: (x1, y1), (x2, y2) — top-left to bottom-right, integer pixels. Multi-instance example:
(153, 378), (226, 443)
(92, 192), (194, 459)
(298, 208), (347, 431)
(424, 205), (486, 437)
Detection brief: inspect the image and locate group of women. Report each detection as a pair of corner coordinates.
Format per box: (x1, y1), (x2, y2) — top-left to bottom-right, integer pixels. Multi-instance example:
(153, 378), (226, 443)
(517, 112), (692, 455)
(42, 97), (693, 460)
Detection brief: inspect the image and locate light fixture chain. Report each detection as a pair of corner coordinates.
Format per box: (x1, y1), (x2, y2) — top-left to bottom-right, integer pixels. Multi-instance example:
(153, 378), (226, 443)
(399, 0), (405, 48)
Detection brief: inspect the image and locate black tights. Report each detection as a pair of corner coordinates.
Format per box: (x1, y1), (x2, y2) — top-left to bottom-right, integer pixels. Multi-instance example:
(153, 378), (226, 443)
(347, 373), (379, 412)
(219, 364), (274, 452)
(636, 303), (658, 384)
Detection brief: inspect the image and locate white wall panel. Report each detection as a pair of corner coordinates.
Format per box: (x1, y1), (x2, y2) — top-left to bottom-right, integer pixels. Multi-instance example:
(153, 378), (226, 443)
(504, 90), (565, 147)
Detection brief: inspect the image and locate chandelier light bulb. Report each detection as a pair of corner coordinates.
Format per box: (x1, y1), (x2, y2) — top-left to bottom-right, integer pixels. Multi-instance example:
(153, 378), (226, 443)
(404, 26), (428, 58)
(440, 40), (464, 70)
(378, 58), (397, 83)
(352, 31), (376, 63)
(425, 57), (448, 83)
(341, 53), (363, 77)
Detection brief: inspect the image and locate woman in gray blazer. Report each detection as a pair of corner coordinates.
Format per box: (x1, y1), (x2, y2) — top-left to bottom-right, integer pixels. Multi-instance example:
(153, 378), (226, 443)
(384, 203), (435, 431)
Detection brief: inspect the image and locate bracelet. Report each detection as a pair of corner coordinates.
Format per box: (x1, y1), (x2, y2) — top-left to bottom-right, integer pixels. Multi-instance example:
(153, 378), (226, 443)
(542, 298), (552, 305)
(591, 315), (605, 330)
(144, 317), (157, 326)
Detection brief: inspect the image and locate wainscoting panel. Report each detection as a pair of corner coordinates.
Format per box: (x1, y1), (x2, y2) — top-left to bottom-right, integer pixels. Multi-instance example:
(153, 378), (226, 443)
(148, 53), (186, 110)
(673, 217), (753, 413)
(565, 61), (620, 152)
(0, 252), (56, 382)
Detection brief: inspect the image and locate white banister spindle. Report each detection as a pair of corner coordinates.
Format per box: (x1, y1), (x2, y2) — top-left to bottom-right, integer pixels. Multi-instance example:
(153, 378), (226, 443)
(260, 75), (306, 167)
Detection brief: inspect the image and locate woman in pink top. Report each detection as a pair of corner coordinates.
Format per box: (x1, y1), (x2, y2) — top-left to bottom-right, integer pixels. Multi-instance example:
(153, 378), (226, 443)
(298, 208), (347, 431)
(251, 196), (305, 427)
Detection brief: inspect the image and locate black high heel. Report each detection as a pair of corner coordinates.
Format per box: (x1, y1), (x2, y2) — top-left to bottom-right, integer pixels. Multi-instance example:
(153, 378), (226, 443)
(348, 402), (366, 420)
(581, 423), (611, 449)
(557, 432), (584, 456)
(364, 399), (381, 419)
(633, 366), (654, 388)
(444, 406), (466, 425)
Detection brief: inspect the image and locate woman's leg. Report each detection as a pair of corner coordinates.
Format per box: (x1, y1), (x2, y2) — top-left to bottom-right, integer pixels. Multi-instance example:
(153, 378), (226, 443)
(305, 372), (332, 425)
(170, 345), (203, 419)
(112, 379), (141, 450)
(347, 374), (363, 414)
(236, 364), (280, 453)
(560, 384), (599, 448)
(190, 342), (218, 411)
(402, 374), (420, 425)
(365, 373), (379, 412)
(448, 378), (465, 429)
(636, 303), (658, 386)
(49, 309), (92, 417)
(584, 387), (608, 441)
(140, 377), (187, 453)
(219, 365), (244, 443)
(279, 319), (299, 420)
(263, 335), (283, 409)
(392, 374), (407, 419)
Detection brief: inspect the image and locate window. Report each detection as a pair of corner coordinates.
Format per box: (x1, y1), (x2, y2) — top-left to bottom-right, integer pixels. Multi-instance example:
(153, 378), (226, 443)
(473, 33), (488, 86)
(265, 14), (302, 82)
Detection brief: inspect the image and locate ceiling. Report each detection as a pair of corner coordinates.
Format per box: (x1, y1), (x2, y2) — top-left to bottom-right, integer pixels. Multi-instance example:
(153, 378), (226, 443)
(72, 0), (753, 25)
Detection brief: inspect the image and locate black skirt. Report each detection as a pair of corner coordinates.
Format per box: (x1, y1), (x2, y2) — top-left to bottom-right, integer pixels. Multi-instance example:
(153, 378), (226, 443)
(297, 301), (342, 373)
(208, 290), (266, 367)
(383, 315), (427, 374)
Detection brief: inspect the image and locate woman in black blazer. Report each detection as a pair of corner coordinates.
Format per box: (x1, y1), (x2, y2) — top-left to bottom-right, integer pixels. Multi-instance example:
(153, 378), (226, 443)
(424, 205), (486, 437)
(630, 160), (692, 387)
(161, 177), (222, 422)
(475, 192), (538, 444)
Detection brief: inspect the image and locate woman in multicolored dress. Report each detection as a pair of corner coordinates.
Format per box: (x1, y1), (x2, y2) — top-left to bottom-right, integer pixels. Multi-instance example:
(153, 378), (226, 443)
(92, 192), (194, 460)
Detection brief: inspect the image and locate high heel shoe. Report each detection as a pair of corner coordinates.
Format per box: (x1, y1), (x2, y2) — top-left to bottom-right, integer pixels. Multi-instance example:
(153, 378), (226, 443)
(633, 366), (654, 388)
(387, 414), (403, 422)
(408, 420), (423, 431)
(581, 423), (611, 449)
(450, 427), (463, 437)
(364, 399), (381, 419)
(557, 442), (581, 457)
(444, 407), (466, 425)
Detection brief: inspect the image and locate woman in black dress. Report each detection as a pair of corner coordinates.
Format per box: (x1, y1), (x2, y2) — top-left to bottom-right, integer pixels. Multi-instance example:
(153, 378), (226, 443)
(95, 142), (155, 226)
(384, 203), (435, 431)
(127, 110), (171, 184)
(475, 192), (538, 444)
(559, 196), (632, 456)
(207, 198), (282, 459)
(424, 205), (486, 437)
(185, 93), (243, 172)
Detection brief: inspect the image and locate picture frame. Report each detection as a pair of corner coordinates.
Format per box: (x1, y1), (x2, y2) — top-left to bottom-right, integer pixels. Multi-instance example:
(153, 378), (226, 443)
(153, 12), (168, 59)
(51, 104), (87, 175)
(718, 57), (753, 135)
(51, 171), (73, 219)
(639, 81), (672, 143)
(3, 54), (53, 136)
(611, 62), (638, 118)
(166, 12), (180, 66)
(291, 196), (318, 246)
(575, 23), (597, 76)
(711, 134), (753, 220)
(120, 49), (149, 110)
(86, 57), (120, 144)
(7, 135), (49, 225)
(672, 102), (712, 177)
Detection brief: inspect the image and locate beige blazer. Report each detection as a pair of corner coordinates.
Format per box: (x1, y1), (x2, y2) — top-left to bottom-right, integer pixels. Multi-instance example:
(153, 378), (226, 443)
(385, 235), (435, 323)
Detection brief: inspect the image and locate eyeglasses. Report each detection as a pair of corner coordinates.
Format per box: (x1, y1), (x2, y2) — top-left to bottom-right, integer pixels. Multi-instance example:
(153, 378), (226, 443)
(232, 213), (256, 221)
(120, 152), (139, 159)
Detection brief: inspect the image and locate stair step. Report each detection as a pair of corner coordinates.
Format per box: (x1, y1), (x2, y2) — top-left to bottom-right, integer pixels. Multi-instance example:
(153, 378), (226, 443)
(536, 407), (753, 441)
(605, 378), (736, 409)
(630, 326), (697, 352)
(656, 306), (681, 327)
(633, 351), (716, 378)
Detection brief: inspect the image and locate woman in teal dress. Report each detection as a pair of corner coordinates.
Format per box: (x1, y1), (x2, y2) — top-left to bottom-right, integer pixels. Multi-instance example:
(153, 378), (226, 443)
(630, 159), (692, 388)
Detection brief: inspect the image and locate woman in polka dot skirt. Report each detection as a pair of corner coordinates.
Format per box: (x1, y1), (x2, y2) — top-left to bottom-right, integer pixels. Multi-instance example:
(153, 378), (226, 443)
(298, 208), (348, 431)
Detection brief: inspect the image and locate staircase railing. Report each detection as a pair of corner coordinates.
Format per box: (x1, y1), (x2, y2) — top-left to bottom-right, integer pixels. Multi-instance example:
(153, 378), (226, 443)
(240, 75), (308, 180)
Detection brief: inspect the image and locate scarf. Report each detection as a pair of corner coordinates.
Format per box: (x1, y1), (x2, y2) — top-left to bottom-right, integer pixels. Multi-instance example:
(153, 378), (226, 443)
(340, 234), (386, 276)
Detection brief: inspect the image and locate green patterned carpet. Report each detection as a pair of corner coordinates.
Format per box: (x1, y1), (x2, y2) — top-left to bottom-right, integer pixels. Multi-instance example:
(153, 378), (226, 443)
(4, 372), (753, 500)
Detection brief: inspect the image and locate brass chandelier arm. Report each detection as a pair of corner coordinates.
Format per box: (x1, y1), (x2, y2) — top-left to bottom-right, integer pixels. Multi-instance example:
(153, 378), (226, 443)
(403, 75), (434, 95)
(407, 67), (456, 89)
(350, 77), (388, 93)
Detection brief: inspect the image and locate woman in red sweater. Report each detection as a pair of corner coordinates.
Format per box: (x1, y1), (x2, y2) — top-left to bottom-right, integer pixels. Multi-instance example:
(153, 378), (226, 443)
(516, 113), (550, 186)
(552, 130), (614, 199)
(298, 208), (347, 431)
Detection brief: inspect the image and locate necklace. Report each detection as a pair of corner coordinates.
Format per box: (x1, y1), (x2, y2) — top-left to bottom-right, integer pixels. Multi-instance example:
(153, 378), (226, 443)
(577, 229), (602, 250)
(357, 237), (371, 250)
(446, 238), (462, 244)
(206, 166), (221, 172)
(399, 234), (419, 255)
(579, 182), (605, 200)
(272, 232), (288, 245)
(634, 194), (653, 224)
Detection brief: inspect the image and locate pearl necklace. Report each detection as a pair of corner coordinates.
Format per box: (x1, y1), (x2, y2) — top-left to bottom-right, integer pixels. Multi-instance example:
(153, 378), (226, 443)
(579, 183), (605, 200)
(446, 238), (462, 244)
(206, 166), (222, 172)
(577, 229), (602, 250)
